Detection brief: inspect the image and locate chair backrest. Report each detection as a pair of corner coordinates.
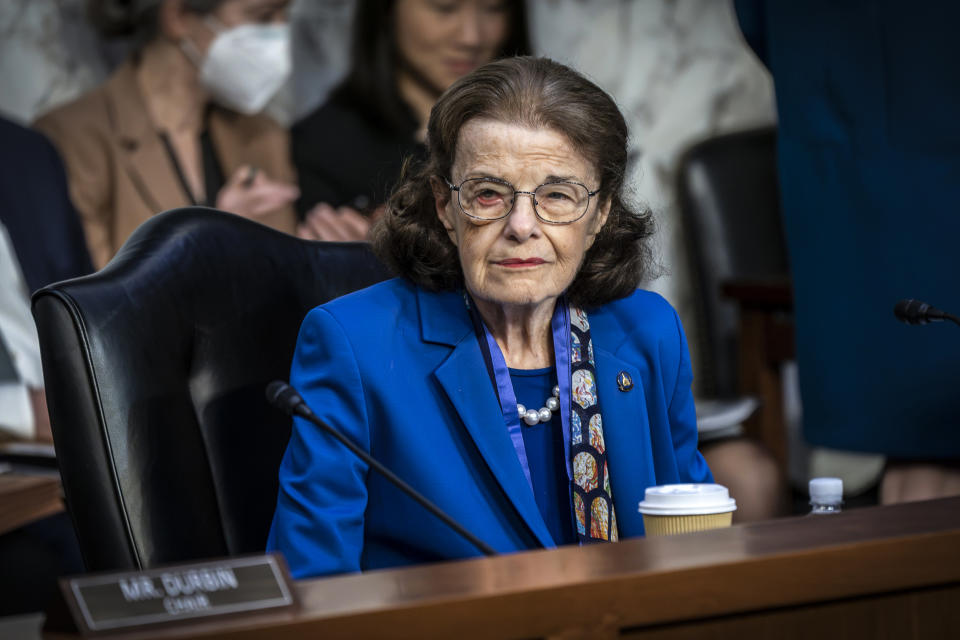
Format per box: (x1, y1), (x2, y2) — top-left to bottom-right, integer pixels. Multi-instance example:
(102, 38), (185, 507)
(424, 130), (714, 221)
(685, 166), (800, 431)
(676, 126), (788, 397)
(32, 208), (392, 572)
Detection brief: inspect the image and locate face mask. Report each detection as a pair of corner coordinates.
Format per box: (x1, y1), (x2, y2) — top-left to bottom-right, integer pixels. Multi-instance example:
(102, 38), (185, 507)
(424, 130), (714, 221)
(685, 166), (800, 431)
(184, 19), (291, 115)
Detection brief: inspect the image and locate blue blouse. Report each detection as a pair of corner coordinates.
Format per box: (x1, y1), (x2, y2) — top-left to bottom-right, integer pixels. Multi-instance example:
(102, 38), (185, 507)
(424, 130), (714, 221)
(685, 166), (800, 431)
(509, 367), (577, 546)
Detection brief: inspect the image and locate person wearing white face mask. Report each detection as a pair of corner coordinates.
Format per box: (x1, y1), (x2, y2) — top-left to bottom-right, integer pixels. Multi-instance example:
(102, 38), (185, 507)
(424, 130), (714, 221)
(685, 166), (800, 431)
(34, 0), (298, 270)
(180, 12), (292, 115)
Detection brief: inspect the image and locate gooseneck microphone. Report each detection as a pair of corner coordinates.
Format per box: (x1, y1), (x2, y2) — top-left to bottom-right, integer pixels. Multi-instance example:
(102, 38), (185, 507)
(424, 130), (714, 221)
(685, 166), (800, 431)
(893, 299), (960, 327)
(266, 381), (497, 557)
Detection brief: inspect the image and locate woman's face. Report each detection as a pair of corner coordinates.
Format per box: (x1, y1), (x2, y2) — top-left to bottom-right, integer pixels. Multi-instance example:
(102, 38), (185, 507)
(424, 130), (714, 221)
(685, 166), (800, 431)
(395, 0), (511, 95)
(434, 119), (610, 311)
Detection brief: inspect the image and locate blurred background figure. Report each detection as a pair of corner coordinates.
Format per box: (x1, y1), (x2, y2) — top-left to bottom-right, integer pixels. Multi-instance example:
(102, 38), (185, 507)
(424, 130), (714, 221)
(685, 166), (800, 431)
(0, 116), (93, 442)
(293, 0), (530, 241)
(0, 116), (93, 299)
(735, 0), (960, 504)
(0, 116), (87, 617)
(0, 221), (48, 444)
(33, 0), (300, 270)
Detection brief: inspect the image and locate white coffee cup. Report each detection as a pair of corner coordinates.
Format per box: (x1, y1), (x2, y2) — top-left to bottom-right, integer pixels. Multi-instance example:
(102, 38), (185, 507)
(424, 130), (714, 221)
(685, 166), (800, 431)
(638, 483), (737, 535)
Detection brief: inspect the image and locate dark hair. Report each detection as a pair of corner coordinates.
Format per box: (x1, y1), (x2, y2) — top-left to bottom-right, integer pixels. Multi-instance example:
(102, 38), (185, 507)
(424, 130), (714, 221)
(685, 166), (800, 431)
(87, 0), (224, 44)
(371, 56), (656, 309)
(332, 0), (531, 136)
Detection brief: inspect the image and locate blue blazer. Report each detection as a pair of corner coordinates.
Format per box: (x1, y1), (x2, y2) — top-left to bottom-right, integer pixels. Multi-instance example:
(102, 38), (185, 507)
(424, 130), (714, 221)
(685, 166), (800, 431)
(267, 278), (711, 579)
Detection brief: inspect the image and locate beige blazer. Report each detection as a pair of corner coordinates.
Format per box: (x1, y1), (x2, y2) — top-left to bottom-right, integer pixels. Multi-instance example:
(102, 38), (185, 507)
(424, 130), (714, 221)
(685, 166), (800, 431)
(35, 62), (297, 269)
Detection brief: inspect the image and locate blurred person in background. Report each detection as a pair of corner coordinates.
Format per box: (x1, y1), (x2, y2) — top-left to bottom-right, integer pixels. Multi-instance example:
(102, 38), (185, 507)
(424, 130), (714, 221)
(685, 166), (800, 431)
(0, 115), (93, 443)
(293, 0), (530, 242)
(0, 117), (93, 298)
(735, 1), (960, 504)
(0, 116), (87, 616)
(0, 219), (83, 616)
(34, 0), (299, 270)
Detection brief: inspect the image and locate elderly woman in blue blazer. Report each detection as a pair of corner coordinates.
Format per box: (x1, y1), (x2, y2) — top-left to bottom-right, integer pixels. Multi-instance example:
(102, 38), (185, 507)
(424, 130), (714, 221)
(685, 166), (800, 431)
(268, 57), (712, 579)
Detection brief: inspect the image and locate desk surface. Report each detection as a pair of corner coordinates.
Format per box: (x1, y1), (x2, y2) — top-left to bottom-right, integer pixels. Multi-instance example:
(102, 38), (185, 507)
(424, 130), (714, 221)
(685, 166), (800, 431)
(72, 497), (960, 639)
(0, 473), (62, 536)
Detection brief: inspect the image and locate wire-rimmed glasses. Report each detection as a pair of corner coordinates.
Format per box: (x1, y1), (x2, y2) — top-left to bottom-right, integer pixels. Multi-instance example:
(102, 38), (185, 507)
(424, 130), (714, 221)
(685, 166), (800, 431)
(444, 176), (600, 224)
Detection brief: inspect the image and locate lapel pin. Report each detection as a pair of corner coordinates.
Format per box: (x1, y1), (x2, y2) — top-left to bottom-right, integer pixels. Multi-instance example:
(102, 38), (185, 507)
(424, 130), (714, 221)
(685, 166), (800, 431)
(616, 371), (633, 392)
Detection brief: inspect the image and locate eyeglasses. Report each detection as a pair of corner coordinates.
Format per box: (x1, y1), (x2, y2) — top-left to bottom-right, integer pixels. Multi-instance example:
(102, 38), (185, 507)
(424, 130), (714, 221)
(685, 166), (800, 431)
(444, 176), (600, 225)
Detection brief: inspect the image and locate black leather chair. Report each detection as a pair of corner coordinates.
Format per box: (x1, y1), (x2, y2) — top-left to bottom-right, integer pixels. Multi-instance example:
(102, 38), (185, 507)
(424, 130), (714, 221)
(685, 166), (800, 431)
(31, 208), (392, 572)
(677, 126), (789, 398)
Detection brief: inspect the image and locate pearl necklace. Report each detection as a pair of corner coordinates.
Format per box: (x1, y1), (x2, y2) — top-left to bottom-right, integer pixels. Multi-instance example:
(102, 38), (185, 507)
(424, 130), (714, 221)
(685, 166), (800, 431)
(518, 385), (561, 425)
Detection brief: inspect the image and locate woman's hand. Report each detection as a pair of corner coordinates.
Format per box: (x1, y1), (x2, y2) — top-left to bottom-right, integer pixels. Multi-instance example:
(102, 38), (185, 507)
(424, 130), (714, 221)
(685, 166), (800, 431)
(215, 165), (299, 219)
(296, 203), (376, 241)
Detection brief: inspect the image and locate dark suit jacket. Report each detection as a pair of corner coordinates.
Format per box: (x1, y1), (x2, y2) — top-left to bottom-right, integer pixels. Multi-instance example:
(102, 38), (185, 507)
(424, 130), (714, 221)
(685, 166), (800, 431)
(292, 92), (425, 215)
(268, 279), (712, 579)
(0, 117), (92, 292)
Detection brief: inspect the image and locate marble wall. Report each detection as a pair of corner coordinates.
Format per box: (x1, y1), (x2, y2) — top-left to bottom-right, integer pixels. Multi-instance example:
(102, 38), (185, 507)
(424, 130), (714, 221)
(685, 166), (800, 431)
(0, 0), (109, 125)
(289, 0), (354, 121)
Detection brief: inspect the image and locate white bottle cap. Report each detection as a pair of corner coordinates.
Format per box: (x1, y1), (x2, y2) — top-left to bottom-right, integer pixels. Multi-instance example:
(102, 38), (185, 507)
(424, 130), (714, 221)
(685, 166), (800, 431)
(809, 477), (843, 505)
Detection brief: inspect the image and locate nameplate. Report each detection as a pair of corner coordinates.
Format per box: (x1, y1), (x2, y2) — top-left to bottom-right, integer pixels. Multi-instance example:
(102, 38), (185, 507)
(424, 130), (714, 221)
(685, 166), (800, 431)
(59, 553), (296, 634)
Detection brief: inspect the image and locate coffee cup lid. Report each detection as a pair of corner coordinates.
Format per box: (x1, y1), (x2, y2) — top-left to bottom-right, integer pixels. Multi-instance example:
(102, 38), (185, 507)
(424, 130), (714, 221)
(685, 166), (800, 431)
(637, 483), (737, 516)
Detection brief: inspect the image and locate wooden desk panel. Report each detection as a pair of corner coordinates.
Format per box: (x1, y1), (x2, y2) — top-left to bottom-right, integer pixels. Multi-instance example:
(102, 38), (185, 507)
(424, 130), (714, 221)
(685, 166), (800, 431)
(0, 473), (63, 535)
(66, 497), (960, 639)
(624, 585), (960, 639)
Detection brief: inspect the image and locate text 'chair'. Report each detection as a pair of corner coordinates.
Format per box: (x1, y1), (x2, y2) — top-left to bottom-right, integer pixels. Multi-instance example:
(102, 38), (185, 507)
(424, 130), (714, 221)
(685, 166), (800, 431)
(32, 208), (391, 572)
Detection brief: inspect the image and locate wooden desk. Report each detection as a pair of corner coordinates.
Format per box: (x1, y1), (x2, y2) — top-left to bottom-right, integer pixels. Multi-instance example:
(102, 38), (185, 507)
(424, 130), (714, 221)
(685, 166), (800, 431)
(67, 497), (960, 639)
(721, 277), (794, 470)
(0, 473), (63, 536)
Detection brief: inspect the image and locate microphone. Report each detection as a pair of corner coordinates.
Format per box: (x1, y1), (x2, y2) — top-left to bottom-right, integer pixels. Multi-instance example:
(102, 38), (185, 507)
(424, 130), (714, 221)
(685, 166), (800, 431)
(265, 381), (497, 557)
(265, 380), (305, 416)
(894, 299), (960, 327)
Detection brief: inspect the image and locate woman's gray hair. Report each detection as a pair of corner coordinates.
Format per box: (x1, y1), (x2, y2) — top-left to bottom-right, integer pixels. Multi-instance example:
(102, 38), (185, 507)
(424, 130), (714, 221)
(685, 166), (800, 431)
(370, 56), (655, 308)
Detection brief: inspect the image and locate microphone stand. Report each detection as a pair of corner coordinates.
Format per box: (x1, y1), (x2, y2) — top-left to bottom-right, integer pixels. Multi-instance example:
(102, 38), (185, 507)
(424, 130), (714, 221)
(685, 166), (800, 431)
(267, 382), (497, 557)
